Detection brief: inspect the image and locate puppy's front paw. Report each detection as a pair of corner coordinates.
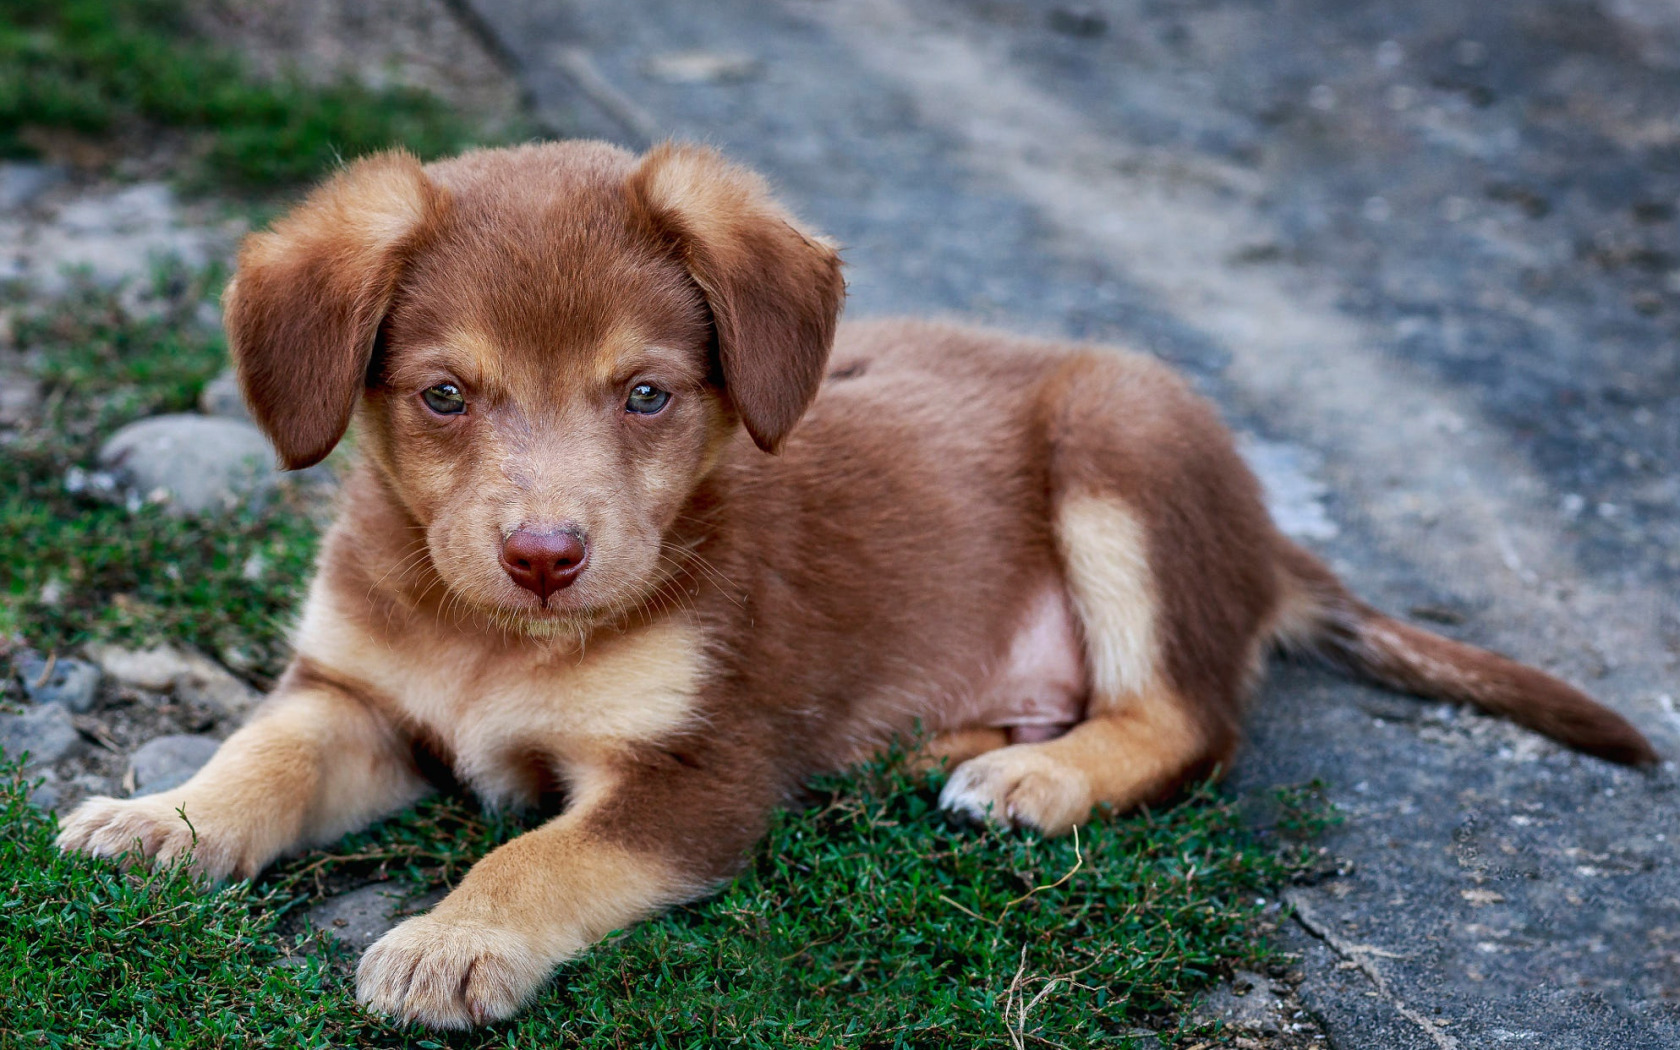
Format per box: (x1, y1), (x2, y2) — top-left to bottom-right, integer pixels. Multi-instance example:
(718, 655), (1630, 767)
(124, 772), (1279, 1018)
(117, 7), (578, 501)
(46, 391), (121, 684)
(939, 747), (1092, 835)
(357, 912), (551, 1029)
(55, 795), (261, 881)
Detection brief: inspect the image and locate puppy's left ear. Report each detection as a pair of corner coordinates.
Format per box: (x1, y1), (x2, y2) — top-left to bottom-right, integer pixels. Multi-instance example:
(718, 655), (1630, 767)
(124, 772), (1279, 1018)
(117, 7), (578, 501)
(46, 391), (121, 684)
(627, 143), (844, 453)
(223, 150), (449, 469)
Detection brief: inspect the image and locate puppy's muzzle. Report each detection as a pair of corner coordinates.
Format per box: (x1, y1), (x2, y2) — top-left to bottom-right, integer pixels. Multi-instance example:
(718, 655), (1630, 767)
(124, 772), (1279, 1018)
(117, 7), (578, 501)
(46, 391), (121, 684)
(501, 526), (588, 604)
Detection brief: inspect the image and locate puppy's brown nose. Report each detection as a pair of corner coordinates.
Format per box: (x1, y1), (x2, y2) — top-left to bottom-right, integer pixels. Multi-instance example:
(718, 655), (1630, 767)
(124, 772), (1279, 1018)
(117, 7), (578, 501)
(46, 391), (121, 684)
(501, 527), (588, 602)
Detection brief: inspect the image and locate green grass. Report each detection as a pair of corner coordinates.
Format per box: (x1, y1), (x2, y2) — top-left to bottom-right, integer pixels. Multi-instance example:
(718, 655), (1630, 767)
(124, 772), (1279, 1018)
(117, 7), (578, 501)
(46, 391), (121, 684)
(0, 0), (495, 187)
(2, 757), (1325, 1049)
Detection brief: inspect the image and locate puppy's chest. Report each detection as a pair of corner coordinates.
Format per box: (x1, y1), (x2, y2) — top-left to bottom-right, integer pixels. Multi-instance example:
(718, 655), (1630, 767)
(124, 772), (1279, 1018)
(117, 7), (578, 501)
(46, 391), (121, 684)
(297, 603), (706, 806)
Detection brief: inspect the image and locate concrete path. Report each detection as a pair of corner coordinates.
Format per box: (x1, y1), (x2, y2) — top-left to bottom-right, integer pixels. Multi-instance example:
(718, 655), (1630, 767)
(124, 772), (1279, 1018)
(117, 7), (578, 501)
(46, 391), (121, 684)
(463, 1), (1680, 1044)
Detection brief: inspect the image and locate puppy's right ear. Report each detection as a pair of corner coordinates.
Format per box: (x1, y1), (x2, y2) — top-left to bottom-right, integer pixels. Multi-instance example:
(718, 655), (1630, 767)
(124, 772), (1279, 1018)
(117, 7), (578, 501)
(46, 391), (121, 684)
(223, 151), (448, 470)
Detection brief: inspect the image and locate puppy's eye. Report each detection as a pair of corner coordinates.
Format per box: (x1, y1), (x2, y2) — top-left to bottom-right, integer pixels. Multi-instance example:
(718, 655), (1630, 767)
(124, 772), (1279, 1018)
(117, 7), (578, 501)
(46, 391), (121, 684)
(422, 383), (466, 415)
(625, 383), (671, 415)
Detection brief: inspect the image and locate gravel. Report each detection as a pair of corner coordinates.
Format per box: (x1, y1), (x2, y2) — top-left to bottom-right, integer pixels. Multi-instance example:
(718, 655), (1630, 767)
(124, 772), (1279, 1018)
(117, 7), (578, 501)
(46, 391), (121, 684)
(89, 644), (261, 720)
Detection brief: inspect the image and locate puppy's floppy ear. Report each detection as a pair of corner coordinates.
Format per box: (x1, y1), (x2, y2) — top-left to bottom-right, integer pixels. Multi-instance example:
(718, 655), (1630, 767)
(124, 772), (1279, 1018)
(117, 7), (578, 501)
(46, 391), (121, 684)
(223, 150), (449, 470)
(627, 143), (844, 453)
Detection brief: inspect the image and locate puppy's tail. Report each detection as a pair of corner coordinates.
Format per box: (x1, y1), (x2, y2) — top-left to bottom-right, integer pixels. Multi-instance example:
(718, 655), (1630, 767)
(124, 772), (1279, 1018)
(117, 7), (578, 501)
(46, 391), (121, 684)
(1273, 542), (1658, 766)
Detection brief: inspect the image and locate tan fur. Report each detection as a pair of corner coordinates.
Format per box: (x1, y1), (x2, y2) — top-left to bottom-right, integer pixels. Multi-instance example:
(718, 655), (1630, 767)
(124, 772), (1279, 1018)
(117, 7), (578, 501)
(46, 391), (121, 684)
(941, 494), (1204, 832)
(908, 727), (1011, 774)
(1055, 494), (1160, 703)
(291, 570), (708, 807)
(57, 684), (429, 880)
(940, 688), (1205, 834)
(58, 140), (1656, 1029)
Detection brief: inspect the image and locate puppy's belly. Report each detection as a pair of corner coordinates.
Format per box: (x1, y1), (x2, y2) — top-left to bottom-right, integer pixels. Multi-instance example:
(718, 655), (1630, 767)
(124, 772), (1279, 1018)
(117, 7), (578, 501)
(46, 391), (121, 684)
(964, 582), (1088, 743)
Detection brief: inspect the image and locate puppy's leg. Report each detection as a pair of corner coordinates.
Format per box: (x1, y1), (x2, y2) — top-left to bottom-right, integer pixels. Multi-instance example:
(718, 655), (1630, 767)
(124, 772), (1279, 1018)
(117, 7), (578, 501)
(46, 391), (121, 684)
(942, 488), (1239, 833)
(57, 681), (429, 880)
(357, 750), (769, 1029)
(906, 727), (1011, 775)
(938, 687), (1210, 833)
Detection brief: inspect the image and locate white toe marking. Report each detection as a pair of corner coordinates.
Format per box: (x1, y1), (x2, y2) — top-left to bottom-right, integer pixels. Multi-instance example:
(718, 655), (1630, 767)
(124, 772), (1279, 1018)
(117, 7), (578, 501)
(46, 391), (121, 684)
(939, 764), (1006, 825)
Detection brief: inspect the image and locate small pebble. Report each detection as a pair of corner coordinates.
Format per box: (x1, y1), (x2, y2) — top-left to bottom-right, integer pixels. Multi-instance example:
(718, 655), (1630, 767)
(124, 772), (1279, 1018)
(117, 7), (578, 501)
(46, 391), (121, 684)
(198, 368), (251, 423)
(0, 703), (81, 768)
(128, 734), (222, 796)
(97, 643), (264, 719)
(14, 651), (103, 713)
(97, 414), (279, 516)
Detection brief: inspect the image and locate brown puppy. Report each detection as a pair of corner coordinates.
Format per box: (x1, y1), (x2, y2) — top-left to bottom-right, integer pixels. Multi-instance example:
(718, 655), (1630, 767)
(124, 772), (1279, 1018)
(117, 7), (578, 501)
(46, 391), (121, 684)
(57, 140), (1655, 1028)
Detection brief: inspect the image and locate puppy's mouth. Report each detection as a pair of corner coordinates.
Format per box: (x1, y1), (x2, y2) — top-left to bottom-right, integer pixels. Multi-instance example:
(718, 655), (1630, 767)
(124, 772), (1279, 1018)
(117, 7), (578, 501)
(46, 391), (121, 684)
(481, 593), (605, 639)
(500, 585), (599, 619)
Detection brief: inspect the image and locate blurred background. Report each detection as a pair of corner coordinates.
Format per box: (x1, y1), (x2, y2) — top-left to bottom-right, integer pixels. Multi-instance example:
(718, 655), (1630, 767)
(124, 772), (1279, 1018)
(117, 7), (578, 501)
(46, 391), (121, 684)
(2, 1), (1678, 1047)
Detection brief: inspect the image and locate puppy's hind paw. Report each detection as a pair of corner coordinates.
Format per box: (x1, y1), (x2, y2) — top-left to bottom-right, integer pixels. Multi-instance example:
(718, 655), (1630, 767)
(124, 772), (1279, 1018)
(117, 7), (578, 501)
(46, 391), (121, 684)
(939, 747), (1093, 836)
(357, 912), (552, 1029)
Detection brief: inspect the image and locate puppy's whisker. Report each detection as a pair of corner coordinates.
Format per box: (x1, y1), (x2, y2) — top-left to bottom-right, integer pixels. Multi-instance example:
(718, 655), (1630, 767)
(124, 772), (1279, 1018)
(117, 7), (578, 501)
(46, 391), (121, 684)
(367, 545), (435, 600)
(657, 544), (742, 610)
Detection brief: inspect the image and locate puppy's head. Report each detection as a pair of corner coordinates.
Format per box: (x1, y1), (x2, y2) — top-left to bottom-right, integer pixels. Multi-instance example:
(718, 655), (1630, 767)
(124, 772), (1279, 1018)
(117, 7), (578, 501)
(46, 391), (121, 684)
(224, 141), (843, 629)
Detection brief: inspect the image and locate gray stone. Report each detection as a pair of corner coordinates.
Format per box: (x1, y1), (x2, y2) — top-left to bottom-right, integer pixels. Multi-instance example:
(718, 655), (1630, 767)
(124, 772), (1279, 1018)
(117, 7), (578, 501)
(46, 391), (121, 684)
(1192, 970), (1285, 1035)
(13, 651), (102, 713)
(303, 883), (444, 952)
(0, 162), (68, 213)
(89, 644), (261, 719)
(193, 300), (223, 333)
(56, 183), (176, 236)
(89, 644), (192, 692)
(0, 703), (80, 767)
(71, 772), (113, 797)
(25, 769), (62, 812)
(128, 734), (221, 796)
(198, 368), (251, 423)
(97, 414), (278, 515)
(174, 666), (262, 719)
(1047, 6), (1109, 38)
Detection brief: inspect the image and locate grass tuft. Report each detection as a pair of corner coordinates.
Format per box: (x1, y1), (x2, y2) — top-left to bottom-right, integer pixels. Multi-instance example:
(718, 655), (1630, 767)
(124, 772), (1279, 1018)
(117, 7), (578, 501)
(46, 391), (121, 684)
(0, 0), (493, 187)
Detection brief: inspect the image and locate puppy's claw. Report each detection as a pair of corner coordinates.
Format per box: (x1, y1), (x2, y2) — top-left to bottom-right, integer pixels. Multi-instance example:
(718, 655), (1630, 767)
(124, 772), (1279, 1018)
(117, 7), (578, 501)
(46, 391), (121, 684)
(357, 913), (550, 1029)
(939, 748), (1092, 835)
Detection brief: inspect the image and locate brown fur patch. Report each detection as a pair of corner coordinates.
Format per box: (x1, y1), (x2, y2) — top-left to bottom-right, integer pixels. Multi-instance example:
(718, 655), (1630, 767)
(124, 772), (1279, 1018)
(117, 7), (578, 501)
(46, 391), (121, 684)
(626, 143), (846, 453)
(225, 151), (451, 469)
